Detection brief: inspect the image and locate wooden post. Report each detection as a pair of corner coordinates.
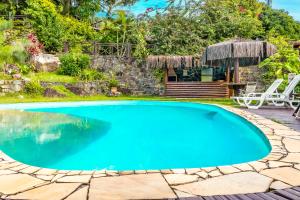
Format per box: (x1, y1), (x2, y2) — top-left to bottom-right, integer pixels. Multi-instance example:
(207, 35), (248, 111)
(165, 68), (168, 84)
(226, 65), (230, 83)
(92, 41), (97, 66)
(63, 42), (69, 53)
(234, 58), (239, 83)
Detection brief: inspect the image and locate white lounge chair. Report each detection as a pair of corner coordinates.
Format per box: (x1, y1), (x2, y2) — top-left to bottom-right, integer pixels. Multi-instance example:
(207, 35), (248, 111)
(293, 104), (300, 119)
(232, 79), (283, 107)
(244, 75), (300, 109)
(231, 82), (257, 106)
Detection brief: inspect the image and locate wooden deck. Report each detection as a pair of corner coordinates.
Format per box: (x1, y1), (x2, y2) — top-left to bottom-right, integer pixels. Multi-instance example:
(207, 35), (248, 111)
(242, 107), (300, 132)
(180, 187), (300, 199)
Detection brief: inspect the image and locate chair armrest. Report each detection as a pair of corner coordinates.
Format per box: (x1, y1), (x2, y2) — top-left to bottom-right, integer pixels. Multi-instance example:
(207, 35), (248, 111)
(246, 93), (263, 98)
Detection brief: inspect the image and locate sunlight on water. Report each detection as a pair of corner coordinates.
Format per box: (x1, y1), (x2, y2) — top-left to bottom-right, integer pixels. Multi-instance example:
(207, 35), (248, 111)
(0, 110), (110, 167)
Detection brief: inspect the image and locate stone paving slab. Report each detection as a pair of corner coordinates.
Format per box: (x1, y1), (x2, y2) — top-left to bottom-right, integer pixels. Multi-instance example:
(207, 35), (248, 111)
(261, 167), (300, 186)
(65, 185), (88, 200)
(9, 182), (81, 200)
(0, 105), (300, 199)
(89, 174), (176, 200)
(173, 172), (273, 196)
(0, 174), (44, 195)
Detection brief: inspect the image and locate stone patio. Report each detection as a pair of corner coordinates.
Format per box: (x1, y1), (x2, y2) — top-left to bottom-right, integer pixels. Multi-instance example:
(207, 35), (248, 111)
(0, 105), (300, 199)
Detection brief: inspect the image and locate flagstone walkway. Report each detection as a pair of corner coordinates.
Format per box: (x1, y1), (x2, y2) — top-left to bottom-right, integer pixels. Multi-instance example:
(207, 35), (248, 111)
(0, 106), (300, 200)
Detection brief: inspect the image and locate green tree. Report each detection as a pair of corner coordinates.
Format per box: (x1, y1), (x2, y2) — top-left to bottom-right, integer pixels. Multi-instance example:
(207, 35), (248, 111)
(148, 9), (209, 55)
(260, 7), (300, 40)
(0, 0), (28, 15)
(25, 0), (65, 52)
(259, 36), (300, 86)
(52, 0), (101, 19)
(100, 0), (137, 17)
(25, 0), (96, 52)
(148, 0), (265, 55)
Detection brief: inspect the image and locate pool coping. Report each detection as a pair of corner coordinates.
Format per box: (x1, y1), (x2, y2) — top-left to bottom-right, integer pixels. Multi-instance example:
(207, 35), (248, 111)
(0, 103), (300, 199)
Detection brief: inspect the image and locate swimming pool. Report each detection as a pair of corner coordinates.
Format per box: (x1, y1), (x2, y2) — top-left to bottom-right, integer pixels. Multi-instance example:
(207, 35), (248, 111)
(0, 101), (271, 170)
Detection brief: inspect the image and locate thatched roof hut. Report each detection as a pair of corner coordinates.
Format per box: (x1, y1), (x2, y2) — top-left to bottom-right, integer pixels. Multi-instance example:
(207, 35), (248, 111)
(201, 39), (277, 67)
(146, 55), (201, 69)
(201, 39), (276, 83)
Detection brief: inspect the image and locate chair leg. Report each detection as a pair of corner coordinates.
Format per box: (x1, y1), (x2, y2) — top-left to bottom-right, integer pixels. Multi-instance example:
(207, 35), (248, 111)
(245, 98), (264, 109)
(288, 101), (300, 110)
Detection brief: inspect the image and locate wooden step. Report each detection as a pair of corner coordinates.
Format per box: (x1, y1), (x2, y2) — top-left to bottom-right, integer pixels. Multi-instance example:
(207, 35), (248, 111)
(164, 82), (229, 98)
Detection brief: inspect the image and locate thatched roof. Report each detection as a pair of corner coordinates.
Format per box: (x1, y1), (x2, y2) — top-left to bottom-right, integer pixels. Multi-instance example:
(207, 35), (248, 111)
(202, 39), (277, 67)
(146, 55), (201, 69)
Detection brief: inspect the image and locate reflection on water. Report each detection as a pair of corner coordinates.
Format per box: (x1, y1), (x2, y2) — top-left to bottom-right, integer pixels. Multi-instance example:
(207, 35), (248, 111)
(0, 110), (110, 167)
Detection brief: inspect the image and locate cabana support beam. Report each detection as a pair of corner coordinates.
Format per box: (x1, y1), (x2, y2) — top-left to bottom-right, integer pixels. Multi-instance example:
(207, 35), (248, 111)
(234, 58), (239, 83)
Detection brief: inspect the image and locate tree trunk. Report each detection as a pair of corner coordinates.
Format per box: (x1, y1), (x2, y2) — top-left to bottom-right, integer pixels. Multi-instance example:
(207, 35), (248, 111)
(62, 0), (71, 15)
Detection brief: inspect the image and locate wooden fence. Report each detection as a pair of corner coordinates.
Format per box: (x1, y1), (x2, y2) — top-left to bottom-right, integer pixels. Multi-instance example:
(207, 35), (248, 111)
(64, 42), (135, 59)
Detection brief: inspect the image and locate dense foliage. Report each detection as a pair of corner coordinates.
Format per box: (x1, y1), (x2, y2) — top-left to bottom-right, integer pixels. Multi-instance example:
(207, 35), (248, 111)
(25, 0), (96, 52)
(24, 80), (45, 95)
(259, 36), (300, 86)
(59, 53), (91, 76)
(0, 0), (299, 92)
(260, 7), (300, 40)
(0, 19), (28, 70)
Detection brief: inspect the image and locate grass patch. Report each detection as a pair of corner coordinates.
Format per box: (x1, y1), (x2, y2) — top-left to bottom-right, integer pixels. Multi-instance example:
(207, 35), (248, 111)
(25, 72), (78, 83)
(0, 94), (235, 106)
(0, 72), (12, 80)
(50, 85), (76, 97)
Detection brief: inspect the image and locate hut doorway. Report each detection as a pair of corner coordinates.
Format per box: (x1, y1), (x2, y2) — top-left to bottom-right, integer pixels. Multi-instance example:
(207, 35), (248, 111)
(166, 66), (226, 83)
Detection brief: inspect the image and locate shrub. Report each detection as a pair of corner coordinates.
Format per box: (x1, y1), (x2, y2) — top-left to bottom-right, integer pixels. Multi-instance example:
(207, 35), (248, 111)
(19, 64), (33, 75)
(108, 78), (119, 88)
(0, 19), (28, 70)
(79, 69), (104, 81)
(59, 53), (91, 76)
(259, 36), (300, 89)
(24, 81), (45, 95)
(25, 0), (65, 52)
(25, 0), (96, 53)
(51, 85), (75, 97)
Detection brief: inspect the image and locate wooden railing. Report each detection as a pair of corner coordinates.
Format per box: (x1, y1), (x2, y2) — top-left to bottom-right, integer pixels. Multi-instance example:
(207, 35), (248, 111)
(64, 42), (135, 59)
(0, 15), (28, 20)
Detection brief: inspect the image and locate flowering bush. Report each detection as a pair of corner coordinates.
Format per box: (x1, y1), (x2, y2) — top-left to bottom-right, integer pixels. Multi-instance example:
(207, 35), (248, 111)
(26, 33), (43, 56)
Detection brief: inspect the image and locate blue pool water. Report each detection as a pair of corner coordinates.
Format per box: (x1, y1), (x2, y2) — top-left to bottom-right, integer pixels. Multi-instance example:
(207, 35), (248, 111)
(0, 101), (271, 170)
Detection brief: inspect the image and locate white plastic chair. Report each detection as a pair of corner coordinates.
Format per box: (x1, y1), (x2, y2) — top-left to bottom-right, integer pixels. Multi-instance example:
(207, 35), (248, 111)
(244, 75), (300, 109)
(232, 79), (283, 107)
(231, 82), (257, 106)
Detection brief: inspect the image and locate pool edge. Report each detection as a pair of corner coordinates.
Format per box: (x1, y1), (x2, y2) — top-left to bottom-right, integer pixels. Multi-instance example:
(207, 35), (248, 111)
(0, 103), (299, 198)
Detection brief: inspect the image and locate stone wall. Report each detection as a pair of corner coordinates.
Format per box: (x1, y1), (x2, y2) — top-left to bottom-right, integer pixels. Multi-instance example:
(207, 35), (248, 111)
(41, 81), (108, 96)
(0, 80), (24, 96)
(239, 66), (264, 91)
(92, 56), (164, 95)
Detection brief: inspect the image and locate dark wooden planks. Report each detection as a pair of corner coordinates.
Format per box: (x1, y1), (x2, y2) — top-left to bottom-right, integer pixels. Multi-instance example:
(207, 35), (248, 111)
(273, 189), (300, 199)
(178, 187), (300, 200)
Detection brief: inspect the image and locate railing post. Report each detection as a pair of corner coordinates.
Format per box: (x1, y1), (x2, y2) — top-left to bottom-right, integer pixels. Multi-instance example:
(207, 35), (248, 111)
(63, 42), (69, 53)
(127, 43), (132, 58)
(92, 41), (97, 66)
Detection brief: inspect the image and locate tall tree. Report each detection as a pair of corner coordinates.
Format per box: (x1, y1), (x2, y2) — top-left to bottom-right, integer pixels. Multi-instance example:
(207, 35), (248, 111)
(0, 0), (28, 15)
(260, 7), (300, 40)
(52, 0), (101, 19)
(100, 0), (137, 17)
